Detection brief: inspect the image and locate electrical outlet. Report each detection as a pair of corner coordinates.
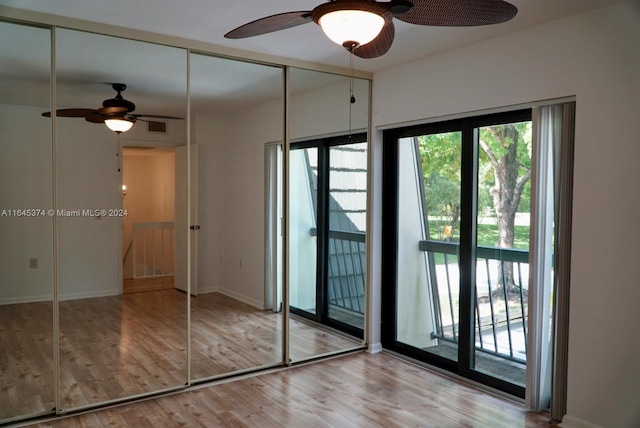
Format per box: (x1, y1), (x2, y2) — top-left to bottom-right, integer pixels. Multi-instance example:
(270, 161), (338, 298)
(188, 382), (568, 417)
(29, 258), (38, 269)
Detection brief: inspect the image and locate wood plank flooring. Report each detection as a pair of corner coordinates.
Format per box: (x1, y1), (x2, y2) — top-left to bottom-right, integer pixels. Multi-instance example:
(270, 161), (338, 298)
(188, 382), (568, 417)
(0, 301), (55, 420)
(32, 352), (555, 428)
(190, 293), (360, 380)
(123, 276), (175, 294)
(1, 290), (361, 421)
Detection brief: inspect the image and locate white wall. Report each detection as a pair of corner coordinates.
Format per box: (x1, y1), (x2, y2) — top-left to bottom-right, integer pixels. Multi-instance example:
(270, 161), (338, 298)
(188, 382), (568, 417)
(289, 72), (369, 140)
(56, 118), (121, 300)
(195, 100), (282, 307)
(0, 104), (54, 303)
(371, 2), (640, 427)
(0, 105), (122, 302)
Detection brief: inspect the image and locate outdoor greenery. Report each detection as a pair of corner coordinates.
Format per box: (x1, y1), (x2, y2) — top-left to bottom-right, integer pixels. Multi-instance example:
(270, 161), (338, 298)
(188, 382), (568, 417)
(427, 221), (529, 265)
(428, 221), (530, 249)
(420, 123), (533, 284)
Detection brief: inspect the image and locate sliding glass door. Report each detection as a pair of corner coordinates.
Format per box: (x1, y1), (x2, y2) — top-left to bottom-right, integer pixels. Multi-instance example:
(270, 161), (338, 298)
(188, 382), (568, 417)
(382, 110), (533, 397)
(290, 134), (367, 339)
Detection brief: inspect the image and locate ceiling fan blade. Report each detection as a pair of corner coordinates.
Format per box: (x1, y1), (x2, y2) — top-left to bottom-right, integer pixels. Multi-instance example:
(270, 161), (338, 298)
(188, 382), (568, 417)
(353, 21), (395, 59)
(84, 112), (107, 124)
(41, 108), (96, 118)
(98, 106), (129, 115)
(394, 0), (517, 26)
(129, 114), (183, 120)
(225, 11), (313, 39)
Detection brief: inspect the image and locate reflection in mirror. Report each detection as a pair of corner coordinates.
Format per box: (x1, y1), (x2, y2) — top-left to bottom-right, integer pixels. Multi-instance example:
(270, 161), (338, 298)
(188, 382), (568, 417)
(189, 53), (285, 380)
(55, 28), (188, 410)
(0, 20), (54, 423)
(288, 68), (369, 363)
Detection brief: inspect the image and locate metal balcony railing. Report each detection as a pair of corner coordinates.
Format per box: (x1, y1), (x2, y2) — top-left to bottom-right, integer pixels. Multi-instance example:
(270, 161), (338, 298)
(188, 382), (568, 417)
(315, 230), (528, 364)
(327, 230), (366, 315)
(419, 240), (529, 364)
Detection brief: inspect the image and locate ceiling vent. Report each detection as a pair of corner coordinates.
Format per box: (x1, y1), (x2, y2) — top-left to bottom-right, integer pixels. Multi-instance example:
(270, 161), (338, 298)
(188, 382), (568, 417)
(147, 121), (167, 134)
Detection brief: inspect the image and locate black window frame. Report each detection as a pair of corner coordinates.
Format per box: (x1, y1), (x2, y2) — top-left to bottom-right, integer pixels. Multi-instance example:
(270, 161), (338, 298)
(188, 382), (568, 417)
(381, 109), (532, 398)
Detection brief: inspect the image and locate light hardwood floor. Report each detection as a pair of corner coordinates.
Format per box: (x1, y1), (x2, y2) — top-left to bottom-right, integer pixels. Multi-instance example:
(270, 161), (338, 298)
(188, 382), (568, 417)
(1, 289), (361, 421)
(31, 352), (555, 428)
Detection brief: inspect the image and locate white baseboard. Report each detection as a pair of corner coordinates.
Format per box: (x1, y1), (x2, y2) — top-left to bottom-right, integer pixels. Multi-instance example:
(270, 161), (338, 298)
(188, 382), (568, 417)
(560, 414), (606, 428)
(1, 289), (120, 305)
(196, 285), (218, 295)
(0, 294), (52, 305)
(59, 289), (120, 301)
(215, 287), (264, 309)
(368, 342), (383, 354)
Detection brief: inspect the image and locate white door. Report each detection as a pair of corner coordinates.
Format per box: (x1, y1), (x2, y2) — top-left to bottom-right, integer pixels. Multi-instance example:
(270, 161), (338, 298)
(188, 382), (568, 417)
(175, 144), (198, 295)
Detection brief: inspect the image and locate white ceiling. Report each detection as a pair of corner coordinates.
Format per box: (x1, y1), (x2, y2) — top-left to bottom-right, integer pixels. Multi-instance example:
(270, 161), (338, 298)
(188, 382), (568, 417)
(0, 0), (625, 72)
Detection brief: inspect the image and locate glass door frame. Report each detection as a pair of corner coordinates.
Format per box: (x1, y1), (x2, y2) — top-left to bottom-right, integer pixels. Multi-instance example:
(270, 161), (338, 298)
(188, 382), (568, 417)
(381, 109), (531, 398)
(290, 132), (367, 340)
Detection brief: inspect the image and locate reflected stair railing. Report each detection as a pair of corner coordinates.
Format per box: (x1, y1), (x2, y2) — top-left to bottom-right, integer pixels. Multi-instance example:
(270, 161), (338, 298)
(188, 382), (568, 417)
(132, 222), (175, 279)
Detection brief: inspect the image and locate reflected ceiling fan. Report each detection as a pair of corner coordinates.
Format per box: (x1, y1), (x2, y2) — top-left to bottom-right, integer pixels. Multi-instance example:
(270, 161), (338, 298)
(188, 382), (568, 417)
(225, 0), (518, 58)
(42, 83), (183, 133)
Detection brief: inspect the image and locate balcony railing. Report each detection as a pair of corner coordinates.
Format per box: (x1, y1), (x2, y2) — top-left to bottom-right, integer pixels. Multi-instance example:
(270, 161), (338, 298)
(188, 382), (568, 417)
(419, 240), (529, 364)
(310, 227), (367, 317)
(327, 230), (366, 315)
(313, 230), (527, 364)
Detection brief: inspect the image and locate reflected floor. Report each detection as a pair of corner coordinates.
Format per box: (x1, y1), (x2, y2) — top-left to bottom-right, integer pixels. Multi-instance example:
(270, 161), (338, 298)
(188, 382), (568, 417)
(191, 292), (362, 378)
(1, 289), (361, 421)
(59, 290), (189, 410)
(0, 301), (55, 421)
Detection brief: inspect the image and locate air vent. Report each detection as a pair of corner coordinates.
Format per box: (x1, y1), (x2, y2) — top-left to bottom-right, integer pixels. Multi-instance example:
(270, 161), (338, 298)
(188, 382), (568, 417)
(147, 121), (167, 134)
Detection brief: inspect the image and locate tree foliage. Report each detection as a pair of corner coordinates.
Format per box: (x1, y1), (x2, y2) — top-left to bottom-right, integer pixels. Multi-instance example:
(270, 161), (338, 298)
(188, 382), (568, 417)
(419, 122), (532, 293)
(418, 132), (461, 240)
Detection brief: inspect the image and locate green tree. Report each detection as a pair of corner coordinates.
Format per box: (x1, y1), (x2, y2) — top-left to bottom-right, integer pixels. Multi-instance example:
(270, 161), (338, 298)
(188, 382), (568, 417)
(418, 123), (532, 297)
(418, 132), (461, 240)
(479, 122), (531, 296)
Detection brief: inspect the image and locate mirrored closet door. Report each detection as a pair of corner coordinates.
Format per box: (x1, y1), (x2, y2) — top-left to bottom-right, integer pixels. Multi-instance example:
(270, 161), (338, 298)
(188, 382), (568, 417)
(55, 28), (189, 411)
(0, 20), (54, 422)
(189, 52), (285, 381)
(0, 17), (371, 425)
(287, 68), (370, 362)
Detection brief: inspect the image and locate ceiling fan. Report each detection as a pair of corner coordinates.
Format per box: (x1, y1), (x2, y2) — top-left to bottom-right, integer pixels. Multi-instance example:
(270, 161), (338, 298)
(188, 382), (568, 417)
(42, 83), (183, 133)
(225, 0), (518, 58)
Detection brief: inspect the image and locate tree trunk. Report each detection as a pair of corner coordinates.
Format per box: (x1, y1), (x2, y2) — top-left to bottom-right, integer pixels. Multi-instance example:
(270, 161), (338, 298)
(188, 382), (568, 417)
(481, 125), (529, 300)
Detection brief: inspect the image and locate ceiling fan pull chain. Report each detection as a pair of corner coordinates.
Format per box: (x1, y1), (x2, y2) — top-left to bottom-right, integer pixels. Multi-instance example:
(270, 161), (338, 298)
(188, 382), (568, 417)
(349, 49), (355, 143)
(350, 47), (356, 104)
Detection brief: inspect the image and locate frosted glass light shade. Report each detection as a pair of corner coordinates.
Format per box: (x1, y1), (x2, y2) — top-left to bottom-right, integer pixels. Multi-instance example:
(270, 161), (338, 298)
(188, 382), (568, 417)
(319, 10), (385, 47)
(105, 118), (133, 133)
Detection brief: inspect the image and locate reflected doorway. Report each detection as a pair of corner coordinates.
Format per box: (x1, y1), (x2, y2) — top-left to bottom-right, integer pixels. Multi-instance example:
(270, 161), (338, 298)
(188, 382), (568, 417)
(122, 147), (177, 294)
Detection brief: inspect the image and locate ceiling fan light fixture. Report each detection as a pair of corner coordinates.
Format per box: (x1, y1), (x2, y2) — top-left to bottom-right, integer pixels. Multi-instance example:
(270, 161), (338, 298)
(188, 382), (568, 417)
(319, 10), (384, 47)
(105, 118), (134, 133)
(312, 1), (392, 48)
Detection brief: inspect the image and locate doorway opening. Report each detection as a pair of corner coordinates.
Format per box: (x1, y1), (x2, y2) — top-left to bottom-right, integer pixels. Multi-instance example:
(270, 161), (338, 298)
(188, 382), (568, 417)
(122, 147), (176, 294)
